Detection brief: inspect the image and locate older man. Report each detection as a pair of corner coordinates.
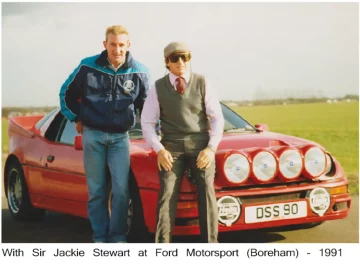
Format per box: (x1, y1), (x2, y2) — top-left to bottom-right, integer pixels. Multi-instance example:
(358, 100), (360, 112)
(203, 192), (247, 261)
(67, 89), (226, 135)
(141, 42), (224, 243)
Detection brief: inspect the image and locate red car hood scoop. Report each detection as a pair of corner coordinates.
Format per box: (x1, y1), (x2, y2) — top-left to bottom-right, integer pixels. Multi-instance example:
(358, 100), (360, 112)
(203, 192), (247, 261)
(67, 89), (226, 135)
(217, 131), (320, 151)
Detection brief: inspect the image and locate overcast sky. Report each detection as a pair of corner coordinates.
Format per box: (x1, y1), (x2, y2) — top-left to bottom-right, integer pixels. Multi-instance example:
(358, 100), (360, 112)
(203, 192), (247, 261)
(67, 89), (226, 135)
(1, 2), (358, 107)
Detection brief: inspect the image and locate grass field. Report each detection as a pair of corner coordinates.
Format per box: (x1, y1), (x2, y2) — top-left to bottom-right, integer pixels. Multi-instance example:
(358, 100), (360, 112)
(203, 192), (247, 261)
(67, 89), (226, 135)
(1, 102), (359, 194)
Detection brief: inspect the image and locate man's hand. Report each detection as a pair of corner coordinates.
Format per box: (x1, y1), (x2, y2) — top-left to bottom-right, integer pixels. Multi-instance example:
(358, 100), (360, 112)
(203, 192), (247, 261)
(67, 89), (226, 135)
(157, 149), (174, 171)
(75, 121), (83, 134)
(196, 147), (215, 169)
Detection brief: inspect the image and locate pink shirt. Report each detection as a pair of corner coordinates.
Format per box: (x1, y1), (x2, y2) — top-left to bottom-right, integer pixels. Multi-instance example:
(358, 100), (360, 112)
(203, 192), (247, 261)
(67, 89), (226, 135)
(141, 71), (224, 153)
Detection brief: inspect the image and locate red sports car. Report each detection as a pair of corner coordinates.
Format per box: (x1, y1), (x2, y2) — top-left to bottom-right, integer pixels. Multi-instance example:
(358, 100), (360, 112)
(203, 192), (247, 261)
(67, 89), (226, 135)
(4, 104), (351, 241)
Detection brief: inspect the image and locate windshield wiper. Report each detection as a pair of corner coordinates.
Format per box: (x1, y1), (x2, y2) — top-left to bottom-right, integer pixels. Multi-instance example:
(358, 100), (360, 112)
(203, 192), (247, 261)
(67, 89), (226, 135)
(224, 126), (255, 133)
(224, 127), (243, 132)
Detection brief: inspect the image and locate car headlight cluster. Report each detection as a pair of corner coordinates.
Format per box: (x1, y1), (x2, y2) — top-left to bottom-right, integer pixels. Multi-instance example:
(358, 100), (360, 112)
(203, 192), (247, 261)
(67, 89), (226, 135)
(223, 146), (330, 184)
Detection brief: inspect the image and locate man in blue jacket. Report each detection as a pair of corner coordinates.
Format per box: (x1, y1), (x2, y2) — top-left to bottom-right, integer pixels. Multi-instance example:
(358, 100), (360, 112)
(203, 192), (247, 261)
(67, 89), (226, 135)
(59, 25), (150, 243)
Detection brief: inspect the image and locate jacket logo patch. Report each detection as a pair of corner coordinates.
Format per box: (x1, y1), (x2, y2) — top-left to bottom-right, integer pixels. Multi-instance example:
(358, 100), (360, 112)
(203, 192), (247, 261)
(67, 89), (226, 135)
(122, 80), (135, 94)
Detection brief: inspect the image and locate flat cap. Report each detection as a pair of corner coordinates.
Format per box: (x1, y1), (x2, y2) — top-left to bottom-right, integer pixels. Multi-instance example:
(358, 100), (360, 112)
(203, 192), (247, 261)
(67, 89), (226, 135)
(164, 42), (190, 58)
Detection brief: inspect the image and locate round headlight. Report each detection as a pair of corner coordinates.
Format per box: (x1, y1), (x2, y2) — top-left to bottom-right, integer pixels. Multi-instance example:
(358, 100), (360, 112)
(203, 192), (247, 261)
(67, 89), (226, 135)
(224, 154), (250, 183)
(304, 147), (326, 177)
(252, 151), (277, 182)
(324, 154), (332, 175)
(279, 149), (303, 179)
(217, 196), (241, 226)
(309, 187), (330, 216)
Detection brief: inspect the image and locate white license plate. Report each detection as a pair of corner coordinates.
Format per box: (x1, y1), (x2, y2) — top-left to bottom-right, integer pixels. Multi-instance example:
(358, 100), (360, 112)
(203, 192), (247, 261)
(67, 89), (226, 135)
(245, 201), (307, 223)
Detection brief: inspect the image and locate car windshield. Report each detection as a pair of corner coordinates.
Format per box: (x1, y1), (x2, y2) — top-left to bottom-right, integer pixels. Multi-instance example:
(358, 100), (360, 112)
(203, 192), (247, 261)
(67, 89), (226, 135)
(34, 108), (59, 130)
(129, 103), (256, 139)
(48, 103), (256, 142)
(221, 104), (255, 132)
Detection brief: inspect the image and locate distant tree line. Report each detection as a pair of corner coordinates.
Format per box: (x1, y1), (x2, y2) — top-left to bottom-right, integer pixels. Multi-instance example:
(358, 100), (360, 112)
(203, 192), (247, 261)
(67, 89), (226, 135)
(1, 94), (358, 118)
(222, 94), (359, 107)
(1, 106), (57, 118)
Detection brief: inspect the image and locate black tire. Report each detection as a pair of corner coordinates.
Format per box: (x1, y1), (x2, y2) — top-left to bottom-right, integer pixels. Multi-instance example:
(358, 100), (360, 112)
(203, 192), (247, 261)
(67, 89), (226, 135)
(6, 162), (46, 221)
(107, 174), (153, 243)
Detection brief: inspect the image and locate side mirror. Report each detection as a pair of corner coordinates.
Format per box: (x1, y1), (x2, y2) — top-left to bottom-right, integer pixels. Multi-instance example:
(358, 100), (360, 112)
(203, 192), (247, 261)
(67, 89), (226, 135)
(254, 123), (269, 132)
(74, 135), (83, 150)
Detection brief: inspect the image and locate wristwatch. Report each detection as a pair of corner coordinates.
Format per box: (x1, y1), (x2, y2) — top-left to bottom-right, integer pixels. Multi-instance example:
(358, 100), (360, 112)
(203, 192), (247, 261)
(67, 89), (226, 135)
(207, 144), (216, 152)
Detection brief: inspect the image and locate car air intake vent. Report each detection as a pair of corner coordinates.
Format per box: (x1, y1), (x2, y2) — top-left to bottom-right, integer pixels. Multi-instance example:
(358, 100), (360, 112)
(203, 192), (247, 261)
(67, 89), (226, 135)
(239, 192), (306, 205)
(269, 140), (288, 146)
(220, 179), (312, 191)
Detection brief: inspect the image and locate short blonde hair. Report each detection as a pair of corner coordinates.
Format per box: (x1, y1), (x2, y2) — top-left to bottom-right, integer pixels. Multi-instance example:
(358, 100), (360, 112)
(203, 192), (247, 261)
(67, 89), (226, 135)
(105, 25), (129, 40)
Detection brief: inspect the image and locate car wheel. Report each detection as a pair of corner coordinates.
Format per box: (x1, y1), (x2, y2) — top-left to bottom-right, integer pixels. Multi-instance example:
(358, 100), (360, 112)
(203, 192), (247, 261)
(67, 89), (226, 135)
(6, 162), (46, 221)
(107, 175), (153, 243)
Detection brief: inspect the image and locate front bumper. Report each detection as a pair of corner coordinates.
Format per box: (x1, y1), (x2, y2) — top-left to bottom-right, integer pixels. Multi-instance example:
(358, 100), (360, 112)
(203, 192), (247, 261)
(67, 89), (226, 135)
(140, 177), (351, 235)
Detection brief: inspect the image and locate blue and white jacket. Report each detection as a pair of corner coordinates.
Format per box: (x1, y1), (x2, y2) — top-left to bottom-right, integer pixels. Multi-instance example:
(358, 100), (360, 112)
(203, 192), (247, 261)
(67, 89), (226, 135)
(59, 50), (150, 133)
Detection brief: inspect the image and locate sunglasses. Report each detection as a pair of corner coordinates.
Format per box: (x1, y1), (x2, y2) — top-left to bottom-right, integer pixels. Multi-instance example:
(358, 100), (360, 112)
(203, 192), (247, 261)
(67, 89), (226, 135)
(168, 53), (191, 63)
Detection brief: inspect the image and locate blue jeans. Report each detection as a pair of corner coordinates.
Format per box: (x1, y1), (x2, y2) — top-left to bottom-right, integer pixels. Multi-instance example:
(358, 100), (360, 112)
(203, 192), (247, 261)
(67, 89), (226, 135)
(82, 126), (130, 243)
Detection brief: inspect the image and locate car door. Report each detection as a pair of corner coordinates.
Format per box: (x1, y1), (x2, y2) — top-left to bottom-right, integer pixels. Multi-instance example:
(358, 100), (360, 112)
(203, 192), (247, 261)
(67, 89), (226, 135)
(40, 114), (88, 204)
